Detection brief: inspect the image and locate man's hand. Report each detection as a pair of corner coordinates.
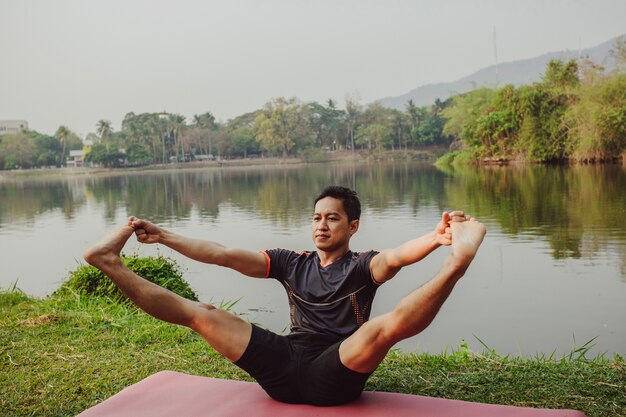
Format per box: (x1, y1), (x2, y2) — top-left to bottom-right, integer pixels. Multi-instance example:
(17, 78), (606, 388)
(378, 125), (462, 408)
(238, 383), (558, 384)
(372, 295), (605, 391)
(128, 216), (163, 244)
(435, 211), (466, 246)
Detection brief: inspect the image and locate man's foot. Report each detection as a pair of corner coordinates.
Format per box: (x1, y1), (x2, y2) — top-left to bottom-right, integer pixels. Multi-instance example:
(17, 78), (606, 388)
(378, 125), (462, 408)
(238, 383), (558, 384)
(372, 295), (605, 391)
(83, 226), (134, 268)
(450, 219), (486, 266)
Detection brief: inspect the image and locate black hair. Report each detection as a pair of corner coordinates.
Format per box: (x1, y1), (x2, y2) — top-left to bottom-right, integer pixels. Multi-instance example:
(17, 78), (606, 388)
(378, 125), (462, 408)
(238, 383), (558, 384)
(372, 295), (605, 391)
(314, 186), (361, 221)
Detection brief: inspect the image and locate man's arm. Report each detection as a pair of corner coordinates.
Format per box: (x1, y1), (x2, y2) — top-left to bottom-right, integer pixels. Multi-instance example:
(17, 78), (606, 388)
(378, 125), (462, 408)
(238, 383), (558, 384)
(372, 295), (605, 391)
(128, 217), (267, 278)
(369, 211), (466, 284)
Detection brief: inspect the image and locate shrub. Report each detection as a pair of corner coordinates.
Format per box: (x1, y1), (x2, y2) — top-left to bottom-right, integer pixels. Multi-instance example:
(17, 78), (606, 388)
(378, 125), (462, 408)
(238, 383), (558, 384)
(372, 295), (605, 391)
(435, 150), (476, 167)
(57, 254), (198, 304)
(299, 147), (329, 162)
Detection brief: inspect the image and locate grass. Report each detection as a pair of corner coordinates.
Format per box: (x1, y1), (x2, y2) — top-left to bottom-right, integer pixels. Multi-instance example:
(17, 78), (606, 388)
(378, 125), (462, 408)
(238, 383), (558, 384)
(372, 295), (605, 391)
(1, 288), (624, 417)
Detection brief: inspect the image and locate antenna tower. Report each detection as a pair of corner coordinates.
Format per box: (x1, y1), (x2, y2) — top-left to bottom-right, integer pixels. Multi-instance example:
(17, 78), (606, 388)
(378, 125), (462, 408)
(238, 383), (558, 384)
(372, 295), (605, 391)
(493, 26), (499, 85)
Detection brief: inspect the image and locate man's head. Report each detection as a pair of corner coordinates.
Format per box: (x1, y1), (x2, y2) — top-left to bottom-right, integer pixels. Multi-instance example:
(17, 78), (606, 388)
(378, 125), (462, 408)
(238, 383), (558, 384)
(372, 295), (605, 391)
(314, 186), (361, 222)
(312, 186), (361, 253)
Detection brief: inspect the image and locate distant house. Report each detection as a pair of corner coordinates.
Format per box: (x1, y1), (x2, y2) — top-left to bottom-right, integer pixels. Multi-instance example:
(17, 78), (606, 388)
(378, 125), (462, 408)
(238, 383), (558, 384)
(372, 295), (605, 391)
(66, 149), (85, 167)
(0, 120), (29, 136)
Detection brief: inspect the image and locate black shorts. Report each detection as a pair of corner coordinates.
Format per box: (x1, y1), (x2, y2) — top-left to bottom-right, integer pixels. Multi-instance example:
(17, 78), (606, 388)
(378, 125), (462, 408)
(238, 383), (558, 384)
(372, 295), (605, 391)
(234, 324), (372, 406)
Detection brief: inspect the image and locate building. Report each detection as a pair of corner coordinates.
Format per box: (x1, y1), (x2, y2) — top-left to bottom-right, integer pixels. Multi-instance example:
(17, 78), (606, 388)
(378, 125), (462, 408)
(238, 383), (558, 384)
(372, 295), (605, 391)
(66, 149), (85, 168)
(0, 120), (29, 136)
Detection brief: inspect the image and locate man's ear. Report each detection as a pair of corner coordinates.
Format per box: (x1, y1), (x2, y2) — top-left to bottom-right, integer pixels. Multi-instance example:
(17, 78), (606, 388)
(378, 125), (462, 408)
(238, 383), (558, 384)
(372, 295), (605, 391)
(349, 219), (360, 235)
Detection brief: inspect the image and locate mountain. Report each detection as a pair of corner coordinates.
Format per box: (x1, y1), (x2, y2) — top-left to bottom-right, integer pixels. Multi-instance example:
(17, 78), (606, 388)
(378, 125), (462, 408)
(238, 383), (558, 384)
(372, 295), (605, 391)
(377, 34), (624, 110)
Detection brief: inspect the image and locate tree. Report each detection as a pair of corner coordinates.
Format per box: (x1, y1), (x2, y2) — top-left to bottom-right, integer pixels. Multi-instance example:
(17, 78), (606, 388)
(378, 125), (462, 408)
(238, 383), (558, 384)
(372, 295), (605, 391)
(84, 143), (124, 167)
(0, 132), (38, 169)
(193, 112), (216, 130)
(122, 112), (161, 163)
(254, 97), (312, 157)
(96, 120), (113, 142)
(565, 71), (626, 161)
(55, 125), (71, 165)
(344, 94), (362, 151)
(33, 134), (62, 166)
(192, 112), (218, 156)
(307, 100), (346, 150)
(355, 124), (392, 151)
(441, 88), (496, 140)
(169, 114), (187, 161)
(230, 125), (258, 158)
(125, 143), (152, 165)
(405, 99), (420, 146)
(542, 59), (580, 89)
(390, 110), (408, 150)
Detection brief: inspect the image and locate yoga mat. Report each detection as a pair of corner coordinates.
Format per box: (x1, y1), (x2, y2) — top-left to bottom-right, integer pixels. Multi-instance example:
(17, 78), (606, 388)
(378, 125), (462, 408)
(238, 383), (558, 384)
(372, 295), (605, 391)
(78, 371), (587, 417)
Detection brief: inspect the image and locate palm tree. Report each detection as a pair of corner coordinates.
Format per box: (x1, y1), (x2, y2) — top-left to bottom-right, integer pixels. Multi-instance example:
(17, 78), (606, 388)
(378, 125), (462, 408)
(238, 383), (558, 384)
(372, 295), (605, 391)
(193, 112), (216, 130)
(345, 95), (362, 151)
(170, 114), (187, 161)
(96, 120), (113, 143)
(55, 125), (71, 166)
(405, 99), (420, 148)
(193, 112), (216, 156)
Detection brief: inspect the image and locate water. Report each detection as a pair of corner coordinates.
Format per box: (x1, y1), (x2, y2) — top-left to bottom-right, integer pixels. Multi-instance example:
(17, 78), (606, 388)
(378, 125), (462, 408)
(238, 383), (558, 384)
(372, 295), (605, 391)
(1, 161), (625, 357)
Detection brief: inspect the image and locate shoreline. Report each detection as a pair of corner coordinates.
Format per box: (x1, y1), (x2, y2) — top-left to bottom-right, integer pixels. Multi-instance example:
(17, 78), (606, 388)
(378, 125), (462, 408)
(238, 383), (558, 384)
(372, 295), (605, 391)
(0, 149), (441, 179)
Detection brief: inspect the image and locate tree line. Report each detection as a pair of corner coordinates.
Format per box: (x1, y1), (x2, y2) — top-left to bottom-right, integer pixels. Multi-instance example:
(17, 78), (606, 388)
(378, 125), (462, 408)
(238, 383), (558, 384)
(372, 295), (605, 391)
(1, 38), (624, 170)
(0, 95), (452, 170)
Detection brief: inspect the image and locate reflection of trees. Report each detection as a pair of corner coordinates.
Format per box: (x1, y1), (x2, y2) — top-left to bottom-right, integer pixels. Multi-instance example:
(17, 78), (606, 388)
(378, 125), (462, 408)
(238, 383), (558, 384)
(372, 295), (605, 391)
(80, 162), (448, 229)
(0, 177), (86, 226)
(442, 164), (626, 259)
(356, 162), (448, 215)
(224, 162), (448, 227)
(5, 163), (623, 263)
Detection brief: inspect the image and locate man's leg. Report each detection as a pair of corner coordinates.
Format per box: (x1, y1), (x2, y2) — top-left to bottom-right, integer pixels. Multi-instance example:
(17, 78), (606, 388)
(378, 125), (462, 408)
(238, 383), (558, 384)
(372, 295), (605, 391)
(83, 225), (252, 362)
(339, 219), (487, 373)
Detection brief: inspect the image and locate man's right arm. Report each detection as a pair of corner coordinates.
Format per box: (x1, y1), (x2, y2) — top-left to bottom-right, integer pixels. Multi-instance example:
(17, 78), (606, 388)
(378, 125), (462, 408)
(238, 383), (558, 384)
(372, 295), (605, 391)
(128, 216), (268, 278)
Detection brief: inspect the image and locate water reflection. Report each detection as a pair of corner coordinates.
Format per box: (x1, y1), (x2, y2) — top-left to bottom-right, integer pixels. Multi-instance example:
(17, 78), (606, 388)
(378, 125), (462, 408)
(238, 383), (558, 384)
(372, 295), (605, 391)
(441, 164), (626, 261)
(0, 176), (87, 224)
(2, 163), (624, 264)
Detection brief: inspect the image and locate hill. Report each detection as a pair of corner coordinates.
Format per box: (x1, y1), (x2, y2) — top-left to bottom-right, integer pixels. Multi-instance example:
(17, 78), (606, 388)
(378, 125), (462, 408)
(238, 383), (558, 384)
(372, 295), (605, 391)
(377, 34), (624, 110)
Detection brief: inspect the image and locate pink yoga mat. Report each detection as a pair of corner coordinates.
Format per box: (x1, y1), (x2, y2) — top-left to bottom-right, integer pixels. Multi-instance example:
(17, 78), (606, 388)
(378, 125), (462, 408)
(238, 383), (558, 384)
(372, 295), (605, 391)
(78, 371), (587, 417)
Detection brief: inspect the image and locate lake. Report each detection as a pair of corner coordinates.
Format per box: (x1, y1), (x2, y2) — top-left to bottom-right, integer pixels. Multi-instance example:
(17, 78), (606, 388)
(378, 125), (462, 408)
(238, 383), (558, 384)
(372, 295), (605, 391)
(1, 161), (624, 357)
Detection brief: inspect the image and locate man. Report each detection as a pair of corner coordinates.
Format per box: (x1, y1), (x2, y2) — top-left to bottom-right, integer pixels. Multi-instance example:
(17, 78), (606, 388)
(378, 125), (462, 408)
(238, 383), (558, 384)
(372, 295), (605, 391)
(84, 186), (486, 406)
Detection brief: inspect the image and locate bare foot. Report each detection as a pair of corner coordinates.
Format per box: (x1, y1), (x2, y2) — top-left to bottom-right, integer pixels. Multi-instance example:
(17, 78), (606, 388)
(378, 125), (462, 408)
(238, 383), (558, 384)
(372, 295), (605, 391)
(450, 219), (486, 266)
(83, 226), (135, 268)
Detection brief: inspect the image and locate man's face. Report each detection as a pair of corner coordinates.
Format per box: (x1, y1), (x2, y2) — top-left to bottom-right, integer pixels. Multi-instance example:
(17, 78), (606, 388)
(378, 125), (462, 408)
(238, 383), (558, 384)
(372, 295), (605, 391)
(312, 196), (359, 252)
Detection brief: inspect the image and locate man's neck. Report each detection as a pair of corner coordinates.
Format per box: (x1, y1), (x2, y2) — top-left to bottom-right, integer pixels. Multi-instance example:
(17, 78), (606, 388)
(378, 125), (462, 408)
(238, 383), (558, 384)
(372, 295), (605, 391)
(316, 247), (350, 267)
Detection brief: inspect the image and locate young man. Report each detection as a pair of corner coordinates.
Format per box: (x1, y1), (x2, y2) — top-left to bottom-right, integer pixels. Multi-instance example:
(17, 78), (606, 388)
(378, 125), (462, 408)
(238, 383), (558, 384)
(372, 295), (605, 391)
(84, 186), (486, 406)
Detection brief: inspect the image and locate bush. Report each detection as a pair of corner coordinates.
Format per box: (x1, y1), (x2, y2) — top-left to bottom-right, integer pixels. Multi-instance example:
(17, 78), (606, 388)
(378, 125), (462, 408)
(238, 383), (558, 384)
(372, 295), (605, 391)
(57, 254), (199, 304)
(435, 150), (475, 167)
(299, 147), (329, 162)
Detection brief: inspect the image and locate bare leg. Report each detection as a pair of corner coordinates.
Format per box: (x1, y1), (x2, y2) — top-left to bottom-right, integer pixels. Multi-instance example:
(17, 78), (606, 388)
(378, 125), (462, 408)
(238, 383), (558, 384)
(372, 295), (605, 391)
(83, 226), (251, 362)
(339, 219), (486, 373)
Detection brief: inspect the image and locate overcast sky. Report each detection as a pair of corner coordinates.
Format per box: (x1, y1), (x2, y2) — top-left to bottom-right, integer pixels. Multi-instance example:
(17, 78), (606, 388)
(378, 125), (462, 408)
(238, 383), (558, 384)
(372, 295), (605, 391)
(1, 0), (625, 136)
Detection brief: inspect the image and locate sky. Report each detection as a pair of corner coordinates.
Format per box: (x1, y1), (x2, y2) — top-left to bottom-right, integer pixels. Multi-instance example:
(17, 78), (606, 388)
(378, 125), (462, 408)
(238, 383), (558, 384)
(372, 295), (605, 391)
(1, 0), (625, 137)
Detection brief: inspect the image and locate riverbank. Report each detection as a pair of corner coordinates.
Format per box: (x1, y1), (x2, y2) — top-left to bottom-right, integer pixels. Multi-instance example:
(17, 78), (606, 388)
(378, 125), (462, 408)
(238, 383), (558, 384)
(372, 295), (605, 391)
(0, 149), (441, 179)
(1, 288), (623, 417)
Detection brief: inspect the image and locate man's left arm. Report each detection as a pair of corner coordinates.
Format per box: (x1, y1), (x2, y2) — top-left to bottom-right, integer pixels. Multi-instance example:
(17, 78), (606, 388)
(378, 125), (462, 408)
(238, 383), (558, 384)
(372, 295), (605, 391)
(369, 211), (466, 284)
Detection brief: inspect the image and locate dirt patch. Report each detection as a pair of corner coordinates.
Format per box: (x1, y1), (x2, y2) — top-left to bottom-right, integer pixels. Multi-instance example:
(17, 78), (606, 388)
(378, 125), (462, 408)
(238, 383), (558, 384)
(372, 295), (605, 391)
(22, 314), (59, 327)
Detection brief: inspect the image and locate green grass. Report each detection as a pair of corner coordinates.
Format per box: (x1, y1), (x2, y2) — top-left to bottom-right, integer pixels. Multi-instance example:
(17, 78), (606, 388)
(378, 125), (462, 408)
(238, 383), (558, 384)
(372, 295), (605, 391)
(1, 289), (624, 417)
